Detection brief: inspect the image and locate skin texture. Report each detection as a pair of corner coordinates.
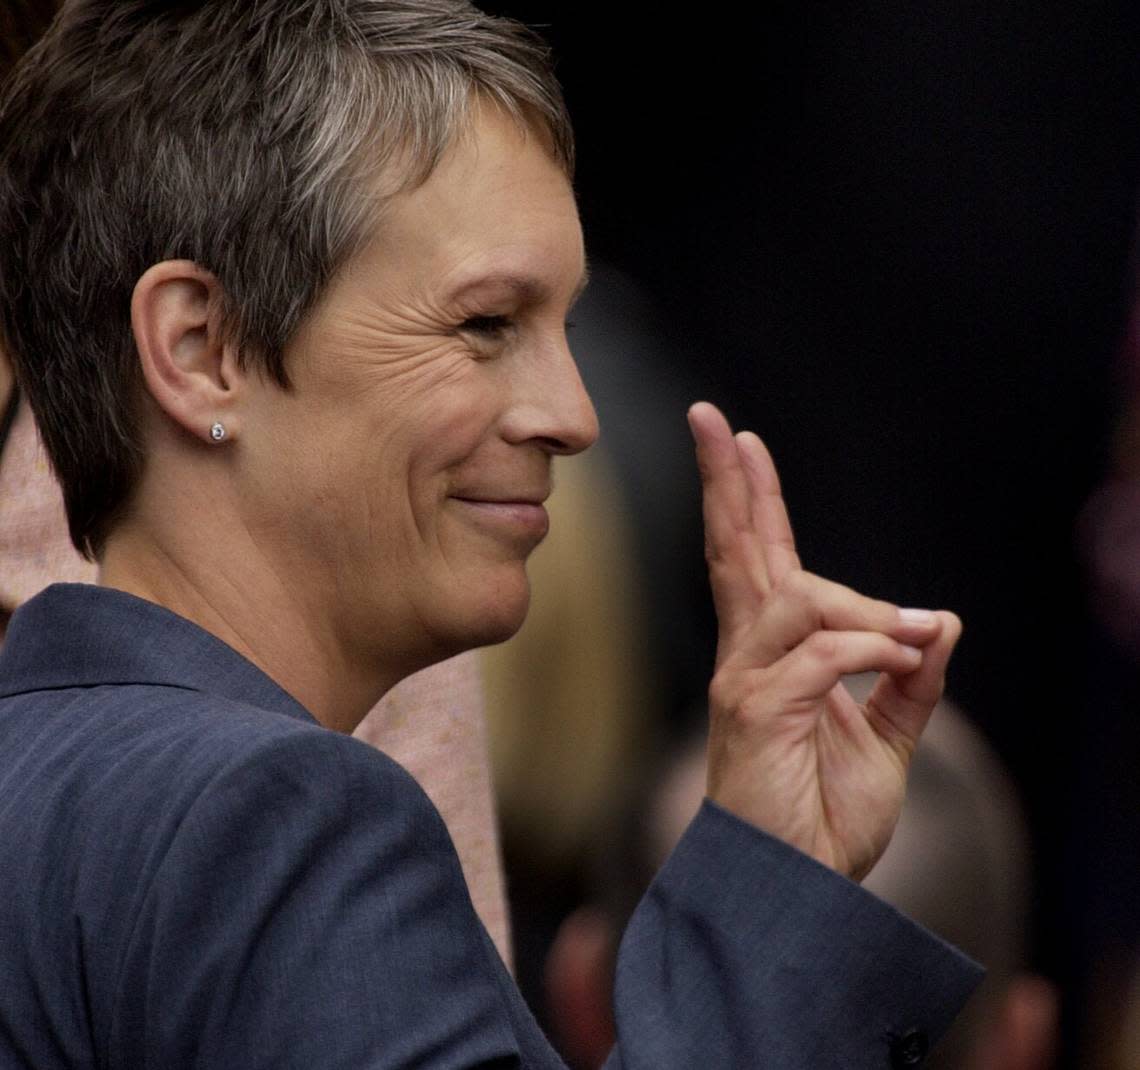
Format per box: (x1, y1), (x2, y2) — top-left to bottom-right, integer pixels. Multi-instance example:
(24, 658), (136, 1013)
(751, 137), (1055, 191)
(100, 101), (596, 734)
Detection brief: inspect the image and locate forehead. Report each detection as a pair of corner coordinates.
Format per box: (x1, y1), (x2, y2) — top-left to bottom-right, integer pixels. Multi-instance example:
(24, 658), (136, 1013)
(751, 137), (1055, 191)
(354, 103), (586, 303)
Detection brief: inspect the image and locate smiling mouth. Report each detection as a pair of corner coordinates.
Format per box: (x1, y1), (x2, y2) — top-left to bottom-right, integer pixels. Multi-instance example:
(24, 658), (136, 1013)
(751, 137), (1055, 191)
(449, 496), (551, 542)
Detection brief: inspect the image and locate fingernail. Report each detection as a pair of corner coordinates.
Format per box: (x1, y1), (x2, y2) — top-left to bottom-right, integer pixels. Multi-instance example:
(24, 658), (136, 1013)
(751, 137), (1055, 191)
(900, 644), (923, 661)
(899, 608), (936, 626)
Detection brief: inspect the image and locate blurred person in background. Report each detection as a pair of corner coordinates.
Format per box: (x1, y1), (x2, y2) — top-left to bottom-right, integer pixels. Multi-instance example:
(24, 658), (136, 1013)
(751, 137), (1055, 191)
(482, 433), (657, 1013)
(1077, 263), (1140, 1070)
(481, 266), (694, 1018)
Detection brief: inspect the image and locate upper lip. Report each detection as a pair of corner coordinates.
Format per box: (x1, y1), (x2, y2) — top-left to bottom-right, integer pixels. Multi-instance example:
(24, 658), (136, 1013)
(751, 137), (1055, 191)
(451, 489), (550, 506)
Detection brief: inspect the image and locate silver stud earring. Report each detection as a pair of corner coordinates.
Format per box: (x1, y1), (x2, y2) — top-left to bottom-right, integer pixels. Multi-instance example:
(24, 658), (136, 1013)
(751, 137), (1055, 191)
(209, 422), (226, 442)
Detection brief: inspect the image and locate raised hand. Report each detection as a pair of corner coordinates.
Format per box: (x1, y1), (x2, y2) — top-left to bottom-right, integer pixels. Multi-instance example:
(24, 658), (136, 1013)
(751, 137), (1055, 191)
(689, 401), (961, 880)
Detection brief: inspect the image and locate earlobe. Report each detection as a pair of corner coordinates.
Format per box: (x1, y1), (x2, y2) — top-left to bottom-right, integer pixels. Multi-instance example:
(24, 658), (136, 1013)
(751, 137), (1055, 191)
(132, 261), (241, 444)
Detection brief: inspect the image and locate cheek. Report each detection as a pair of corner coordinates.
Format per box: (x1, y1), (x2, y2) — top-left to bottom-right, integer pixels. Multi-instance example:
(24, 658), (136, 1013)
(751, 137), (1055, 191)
(265, 355), (500, 558)
(402, 379), (502, 494)
(240, 394), (390, 548)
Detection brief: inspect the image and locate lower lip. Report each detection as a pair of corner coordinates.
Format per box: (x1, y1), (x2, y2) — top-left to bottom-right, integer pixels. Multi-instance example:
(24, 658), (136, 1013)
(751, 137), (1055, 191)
(451, 499), (550, 541)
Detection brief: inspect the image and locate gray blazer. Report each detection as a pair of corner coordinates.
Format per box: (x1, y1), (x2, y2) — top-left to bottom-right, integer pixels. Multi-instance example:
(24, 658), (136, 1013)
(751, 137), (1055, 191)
(0, 584), (980, 1068)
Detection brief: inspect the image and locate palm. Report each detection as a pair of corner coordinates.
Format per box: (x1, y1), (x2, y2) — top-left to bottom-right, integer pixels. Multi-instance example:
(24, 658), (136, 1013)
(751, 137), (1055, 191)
(814, 685), (909, 876)
(691, 402), (960, 879)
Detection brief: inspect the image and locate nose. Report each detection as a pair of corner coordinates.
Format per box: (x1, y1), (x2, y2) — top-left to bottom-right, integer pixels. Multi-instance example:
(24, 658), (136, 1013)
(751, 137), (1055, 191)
(502, 334), (599, 455)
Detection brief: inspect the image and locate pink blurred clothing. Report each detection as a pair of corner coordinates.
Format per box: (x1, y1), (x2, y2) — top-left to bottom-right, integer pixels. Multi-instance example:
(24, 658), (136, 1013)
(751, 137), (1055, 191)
(357, 657), (510, 965)
(0, 397), (95, 613)
(0, 398), (510, 963)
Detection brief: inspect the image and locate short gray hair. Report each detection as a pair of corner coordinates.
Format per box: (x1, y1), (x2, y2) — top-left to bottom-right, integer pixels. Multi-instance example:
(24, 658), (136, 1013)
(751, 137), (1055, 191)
(0, 0), (573, 558)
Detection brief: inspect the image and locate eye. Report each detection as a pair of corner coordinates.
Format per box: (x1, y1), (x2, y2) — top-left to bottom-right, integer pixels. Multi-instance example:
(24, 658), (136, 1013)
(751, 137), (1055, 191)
(460, 314), (513, 337)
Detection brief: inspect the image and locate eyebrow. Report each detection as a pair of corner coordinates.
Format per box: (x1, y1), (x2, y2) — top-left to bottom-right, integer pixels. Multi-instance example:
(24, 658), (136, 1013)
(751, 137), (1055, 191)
(448, 263), (591, 308)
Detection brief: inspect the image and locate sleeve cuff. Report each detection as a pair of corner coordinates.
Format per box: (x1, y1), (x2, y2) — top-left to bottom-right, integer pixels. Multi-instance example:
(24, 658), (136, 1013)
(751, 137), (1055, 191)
(611, 799), (984, 1069)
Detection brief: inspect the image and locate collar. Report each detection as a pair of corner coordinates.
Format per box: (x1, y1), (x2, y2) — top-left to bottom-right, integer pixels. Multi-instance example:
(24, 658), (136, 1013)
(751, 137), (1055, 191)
(0, 583), (316, 726)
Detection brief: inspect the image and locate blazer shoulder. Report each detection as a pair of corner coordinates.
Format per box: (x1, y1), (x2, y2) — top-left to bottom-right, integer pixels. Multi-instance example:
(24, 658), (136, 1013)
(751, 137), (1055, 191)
(106, 698), (515, 1069)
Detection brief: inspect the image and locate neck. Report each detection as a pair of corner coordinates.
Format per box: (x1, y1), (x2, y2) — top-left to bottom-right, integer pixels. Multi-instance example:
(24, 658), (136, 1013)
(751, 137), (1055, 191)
(99, 513), (413, 734)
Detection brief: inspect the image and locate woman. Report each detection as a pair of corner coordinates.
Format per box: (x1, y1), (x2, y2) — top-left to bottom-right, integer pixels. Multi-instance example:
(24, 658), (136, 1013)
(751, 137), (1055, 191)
(0, 345), (513, 963)
(0, 0), (509, 959)
(0, 2), (978, 1066)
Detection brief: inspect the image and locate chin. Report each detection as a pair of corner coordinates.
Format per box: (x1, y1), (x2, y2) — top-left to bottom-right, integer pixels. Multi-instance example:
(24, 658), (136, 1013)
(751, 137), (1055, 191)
(473, 588), (532, 649)
(438, 569), (532, 653)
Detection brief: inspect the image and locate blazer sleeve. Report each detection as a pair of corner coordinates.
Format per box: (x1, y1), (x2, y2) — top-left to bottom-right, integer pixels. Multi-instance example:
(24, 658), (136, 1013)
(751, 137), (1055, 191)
(603, 800), (984, 1070)
(107, 728), (979, 1070)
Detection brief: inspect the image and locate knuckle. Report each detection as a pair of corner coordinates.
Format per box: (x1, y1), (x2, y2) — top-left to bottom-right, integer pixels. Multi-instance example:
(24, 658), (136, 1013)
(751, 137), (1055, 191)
(707, 672), (735, 714)
(872, 597), (897, 622)
(709, 667), (770, 728)
(778, 568), (812, 599)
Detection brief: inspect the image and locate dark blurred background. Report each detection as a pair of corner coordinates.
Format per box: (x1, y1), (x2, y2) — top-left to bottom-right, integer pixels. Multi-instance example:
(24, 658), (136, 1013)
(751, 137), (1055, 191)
(3, 0), (1137, 1065)
(483, 4), (1140, 1067)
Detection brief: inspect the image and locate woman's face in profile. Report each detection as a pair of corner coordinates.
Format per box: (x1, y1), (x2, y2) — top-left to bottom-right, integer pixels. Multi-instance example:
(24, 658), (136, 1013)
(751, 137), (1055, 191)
(235, 102), (596, 668)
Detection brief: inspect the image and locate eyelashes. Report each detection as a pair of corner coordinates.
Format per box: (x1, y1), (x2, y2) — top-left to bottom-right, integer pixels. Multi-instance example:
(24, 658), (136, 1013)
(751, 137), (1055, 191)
(460, 314), (513, 337)
(457, 315), (578, 348)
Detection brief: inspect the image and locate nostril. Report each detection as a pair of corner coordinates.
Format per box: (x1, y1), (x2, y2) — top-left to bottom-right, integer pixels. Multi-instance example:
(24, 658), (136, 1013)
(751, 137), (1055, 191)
(537, 433), (587, 456)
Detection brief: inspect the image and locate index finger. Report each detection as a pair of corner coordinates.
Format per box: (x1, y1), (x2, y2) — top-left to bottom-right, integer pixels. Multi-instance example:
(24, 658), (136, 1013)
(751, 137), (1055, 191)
(688, 402), (757, 569)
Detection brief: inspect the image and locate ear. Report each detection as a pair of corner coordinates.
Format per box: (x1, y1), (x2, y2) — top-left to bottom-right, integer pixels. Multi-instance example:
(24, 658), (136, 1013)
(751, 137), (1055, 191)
(131, 261), (243, 445)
